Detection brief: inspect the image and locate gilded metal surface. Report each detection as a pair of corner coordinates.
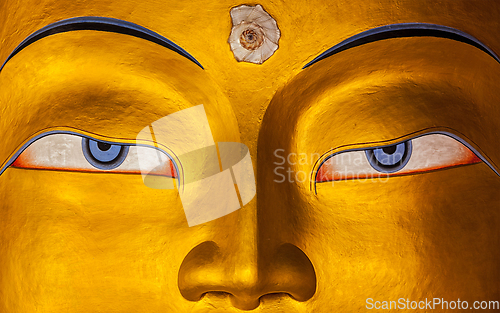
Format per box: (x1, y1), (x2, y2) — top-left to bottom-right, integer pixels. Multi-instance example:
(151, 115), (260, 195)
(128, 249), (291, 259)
(0, 0), (499, 312)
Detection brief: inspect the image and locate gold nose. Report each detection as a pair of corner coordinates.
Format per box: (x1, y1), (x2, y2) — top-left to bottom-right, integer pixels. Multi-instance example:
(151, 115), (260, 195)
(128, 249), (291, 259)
(177, 189), (316, 310)
(178, 240), (316, 310)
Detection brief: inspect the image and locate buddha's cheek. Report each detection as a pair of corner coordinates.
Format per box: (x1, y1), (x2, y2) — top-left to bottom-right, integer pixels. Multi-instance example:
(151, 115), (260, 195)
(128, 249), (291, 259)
(304, 163), (500, 311)
(0, 168), (199, 313)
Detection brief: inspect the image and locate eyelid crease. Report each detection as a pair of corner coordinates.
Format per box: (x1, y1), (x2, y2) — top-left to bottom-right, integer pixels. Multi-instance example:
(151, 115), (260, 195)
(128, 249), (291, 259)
(1, 130), (179, 179)
(11, 155), (178, 178)
(316, 152), (480, 182)
(311, 130), (499, 192)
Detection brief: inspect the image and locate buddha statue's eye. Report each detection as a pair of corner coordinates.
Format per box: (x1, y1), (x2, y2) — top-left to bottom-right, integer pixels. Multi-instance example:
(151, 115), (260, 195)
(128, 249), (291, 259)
(365, 140), (412, 173)
(9, 133), (177, 178)
(82, 138), (129, 170)
(316, 133), (482, 182)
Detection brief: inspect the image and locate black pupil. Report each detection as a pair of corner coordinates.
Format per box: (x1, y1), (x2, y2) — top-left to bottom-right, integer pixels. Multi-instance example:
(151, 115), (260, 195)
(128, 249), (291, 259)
(97, 142), (111, 151)
(382, 145), (397, 154)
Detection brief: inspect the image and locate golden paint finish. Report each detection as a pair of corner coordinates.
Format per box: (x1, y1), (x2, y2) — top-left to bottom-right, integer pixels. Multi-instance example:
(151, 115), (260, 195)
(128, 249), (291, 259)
(258, 36), (500, 311)
(1, 0), (500, 312)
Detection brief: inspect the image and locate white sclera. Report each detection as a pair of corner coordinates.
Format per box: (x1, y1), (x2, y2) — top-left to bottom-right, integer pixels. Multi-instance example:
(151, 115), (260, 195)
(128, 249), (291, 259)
(320, 134), (479, 180)
(13, 133), (173, 175)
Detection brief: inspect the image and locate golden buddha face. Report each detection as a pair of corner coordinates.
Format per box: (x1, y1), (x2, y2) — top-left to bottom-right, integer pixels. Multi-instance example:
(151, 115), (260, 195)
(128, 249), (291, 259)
(1, 1), (499, 312)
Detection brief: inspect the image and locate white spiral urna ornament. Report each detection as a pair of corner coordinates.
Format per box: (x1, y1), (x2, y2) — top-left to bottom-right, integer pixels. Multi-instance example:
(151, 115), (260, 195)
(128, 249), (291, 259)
(228, 4), (280, 64)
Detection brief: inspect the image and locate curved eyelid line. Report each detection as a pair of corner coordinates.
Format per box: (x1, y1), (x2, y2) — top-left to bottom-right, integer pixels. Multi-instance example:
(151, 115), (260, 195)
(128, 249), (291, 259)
(0, 130), (180, 182)
(311, 130), (499, 193)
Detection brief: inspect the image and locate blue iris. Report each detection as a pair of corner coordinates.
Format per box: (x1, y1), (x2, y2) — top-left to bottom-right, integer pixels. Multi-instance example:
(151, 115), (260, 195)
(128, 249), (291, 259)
(365, 140), (412, 173)
(82, 138), (129, 170)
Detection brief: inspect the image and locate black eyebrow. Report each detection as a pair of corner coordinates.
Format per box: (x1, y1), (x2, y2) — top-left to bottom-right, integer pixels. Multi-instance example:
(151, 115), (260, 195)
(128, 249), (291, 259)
(0, 16), (204, 72)
(303, 23), (500, 69)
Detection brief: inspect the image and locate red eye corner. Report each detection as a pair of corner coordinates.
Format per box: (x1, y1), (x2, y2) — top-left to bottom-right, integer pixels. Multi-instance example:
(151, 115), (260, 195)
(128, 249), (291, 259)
(11, 151), (30, 168)
(316, 134), (483, 183)
(144, 159), (178, 178)
(316, 166), (343, 182)
(12, 149), (178, 178)
(10, 134), (178, 178)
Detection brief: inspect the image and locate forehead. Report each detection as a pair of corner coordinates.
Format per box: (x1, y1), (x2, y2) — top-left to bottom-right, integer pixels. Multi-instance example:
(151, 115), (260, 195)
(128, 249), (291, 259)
(0, 0), (499, 154)
(1, 0), (499, 97)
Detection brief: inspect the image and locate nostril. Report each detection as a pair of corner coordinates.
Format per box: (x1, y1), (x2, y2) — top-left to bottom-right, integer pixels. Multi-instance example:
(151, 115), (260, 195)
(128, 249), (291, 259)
(260, 243), (317, 302)
(178, 241), (221, 301)
(258, 292), (294, 305)
(199, 292), (294, 311)
(178, 241), (316, 309)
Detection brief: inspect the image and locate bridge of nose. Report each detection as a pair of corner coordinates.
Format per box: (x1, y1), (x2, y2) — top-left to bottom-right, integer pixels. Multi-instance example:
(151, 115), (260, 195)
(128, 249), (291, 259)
(177, 186), (317, 309)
